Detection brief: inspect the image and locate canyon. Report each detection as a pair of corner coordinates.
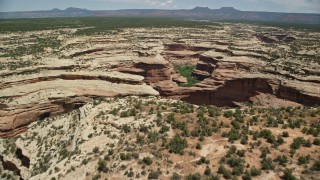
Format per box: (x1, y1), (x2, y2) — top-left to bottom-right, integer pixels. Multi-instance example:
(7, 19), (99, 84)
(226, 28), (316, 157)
(1, 22), (320, 138)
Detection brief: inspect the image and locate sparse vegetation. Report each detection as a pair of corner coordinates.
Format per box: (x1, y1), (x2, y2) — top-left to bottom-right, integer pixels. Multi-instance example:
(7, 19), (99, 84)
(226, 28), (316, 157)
(174, 65), (200, 87)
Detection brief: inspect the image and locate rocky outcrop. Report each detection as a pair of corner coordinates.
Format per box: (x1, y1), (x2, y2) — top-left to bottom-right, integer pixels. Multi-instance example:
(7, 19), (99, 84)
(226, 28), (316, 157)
(0, 71), (159, 137)
(116, 55), (172, 84)
(70, 48), (104, 58)
(134, 62), (172, 83)
(158, 50), (320, 107)
(0, 96), (90, 138)
(165, 43), (189, 51)
(164, 42), (231, 52)
(278, 81), (320, 106)
(192, 51), (265, 80)
(0, 71), (144, 90)
(172, 74), (188, 84)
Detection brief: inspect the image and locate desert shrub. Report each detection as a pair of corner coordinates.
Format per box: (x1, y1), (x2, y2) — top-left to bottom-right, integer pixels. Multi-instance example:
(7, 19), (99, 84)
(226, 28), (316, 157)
(92, 174), (101, 180)
(275, 155), (288, 166)
(240, 136), (248, 145)
(266, 116), (278, 127)
(217, 165), (231, 179)
(197, 109), (205, 118)
(148, 131), (159, 143)
(282, 168), (296, 180)
(122, 124), (131, 133)
(196, 143), (202, 150)
(171, 172), (181, 180)
(167, 113), (176, 122)
(136, 134), (145, 145)
(207, 106), (221, 117)
(298, 155), (310, 165)
(236, 150), (246, 157)
(288, 119), (302, 129)
(92, 147), (99, 154)
(250, 116), (258, 125)
(276, 136), (285, 145)
(227, 146), (237, 156)
(309, 123), (320, 137)
(108, 149), (114, 155)
(97, 159), (108, 173)
(311, 160), (320, 171)
(223, 111), (233, 118)
(204, 166), (211, 176)
(259, 129), (277, 145)
(199, 135), (205, 141)
(250, 166), (261, 176)
(260, 147), (270, 158)
(139, 125), (149, 133)
(120, 153), (132, 161)
(132, 153), (139, 159)
(261, 157), (274, 170)
(232, 166), (244, 176)
(159, 125), (170, 134)
(142, 157), (153, 165)
(172, 120), (188, 132)
(266, 135), (276, 144)
(231, 120), (241, 129)
(313, 138), (320, 145)
(209, 174), (220, 180)
(109, 108), (119, 115)
(226, 129), (242, 143)
(290, 137), (305, 150)
(227, 156), (244, 168)
(148, 170), (159, 179)
(127, 171), (134, 177)
(196, 156), (206, 165)
(169, 135), (188, 155)
(303, 139), (312, 147)
(103, 154), (110, 161)
(81, 158), (88, 165)
(242, 172), (252, 180)
(186, 172), (201, 180)
(149, 107), (154, 114)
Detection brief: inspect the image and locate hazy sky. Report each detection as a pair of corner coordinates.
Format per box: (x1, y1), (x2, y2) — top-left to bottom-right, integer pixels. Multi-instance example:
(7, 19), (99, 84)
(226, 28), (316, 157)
(0, 0), (319, 13)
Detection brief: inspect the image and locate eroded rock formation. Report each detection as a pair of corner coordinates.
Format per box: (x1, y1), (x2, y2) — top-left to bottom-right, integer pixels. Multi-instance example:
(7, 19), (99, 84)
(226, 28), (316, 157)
(0, 66), (159, 137)
(0, 26), (319, 138)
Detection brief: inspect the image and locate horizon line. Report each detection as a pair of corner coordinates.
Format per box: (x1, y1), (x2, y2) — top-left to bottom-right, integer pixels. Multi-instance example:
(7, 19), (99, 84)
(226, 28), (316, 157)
(1, 6), (320, 15)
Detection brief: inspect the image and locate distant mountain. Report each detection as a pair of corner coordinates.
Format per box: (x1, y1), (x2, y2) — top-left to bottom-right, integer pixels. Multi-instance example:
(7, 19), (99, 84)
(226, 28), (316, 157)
(192, 6), (212, 12)
(50, 8), (61, 12)
(0, 7), (94, 19)
(1, 7), (319, 24)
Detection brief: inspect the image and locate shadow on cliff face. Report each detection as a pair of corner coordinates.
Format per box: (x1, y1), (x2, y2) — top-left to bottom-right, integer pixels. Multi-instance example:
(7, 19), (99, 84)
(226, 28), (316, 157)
(278, 84), (320, 106)
(181, 78), (277, 106)
(1, 97), (90, 138)
(180, 77), (320, 107)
